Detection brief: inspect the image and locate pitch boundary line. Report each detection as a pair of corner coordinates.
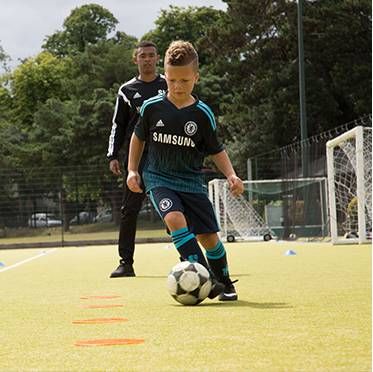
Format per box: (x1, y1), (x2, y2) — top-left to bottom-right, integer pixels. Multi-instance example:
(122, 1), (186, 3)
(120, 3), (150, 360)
(0, 248), (58, 273)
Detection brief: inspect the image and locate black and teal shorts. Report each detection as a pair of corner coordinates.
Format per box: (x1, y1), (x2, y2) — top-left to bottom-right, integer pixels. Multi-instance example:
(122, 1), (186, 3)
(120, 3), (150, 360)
(148, 187), (220, 235)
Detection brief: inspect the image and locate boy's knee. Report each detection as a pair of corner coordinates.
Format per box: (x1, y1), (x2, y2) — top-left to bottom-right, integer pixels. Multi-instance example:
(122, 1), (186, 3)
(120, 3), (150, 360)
(164, 211), (187, 231)
(197, 233), (219, 249)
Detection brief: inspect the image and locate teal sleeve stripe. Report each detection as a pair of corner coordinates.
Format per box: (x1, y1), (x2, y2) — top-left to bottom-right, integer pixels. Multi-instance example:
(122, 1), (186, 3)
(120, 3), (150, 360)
(149, 191), (162, 218)
(198, 101), (215, 118)
(142, 93), (163, 106)
(140, 97), (163, 116)
(174, 233), (195, 249)
(171, 227), (189, 237)
(197, 102), (216, 130)
(140, 96), (163, 116)
(196, 103), (216, 130)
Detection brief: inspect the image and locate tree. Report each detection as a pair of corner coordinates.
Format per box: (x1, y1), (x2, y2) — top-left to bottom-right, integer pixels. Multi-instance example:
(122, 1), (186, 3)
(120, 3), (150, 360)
(143, 6), (224, 65)
(0, 84), (12, 125)
(0, 42), (12, 131)
(67, 35), (137, 98)
(143, 6), (231, 119)
(11, 52), (70, 126)
(304, 0), (371, 121)
(43, 4), (118, 56)
(0, 43), (10, 74)
(202, 0), (371, 174)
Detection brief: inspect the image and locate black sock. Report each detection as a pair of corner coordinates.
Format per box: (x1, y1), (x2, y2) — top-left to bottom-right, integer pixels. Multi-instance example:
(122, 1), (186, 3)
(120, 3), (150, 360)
(171, 227), (208, 268)
(206, 240), (230, 284)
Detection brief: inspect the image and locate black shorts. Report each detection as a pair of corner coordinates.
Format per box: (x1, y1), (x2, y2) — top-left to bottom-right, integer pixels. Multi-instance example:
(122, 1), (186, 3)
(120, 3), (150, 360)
(149, 187), (219, 235)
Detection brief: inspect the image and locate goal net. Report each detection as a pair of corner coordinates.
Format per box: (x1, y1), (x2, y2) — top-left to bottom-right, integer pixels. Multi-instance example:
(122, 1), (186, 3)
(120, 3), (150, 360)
(326, 126), (372, 244)
(208, 178), (328, 242)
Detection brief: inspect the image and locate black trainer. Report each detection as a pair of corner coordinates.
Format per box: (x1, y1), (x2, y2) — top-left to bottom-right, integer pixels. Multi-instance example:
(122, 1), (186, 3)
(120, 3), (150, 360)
(219, 280), (238, 301)
(110, 262), (136, 278)
(208, 277), (225, 299)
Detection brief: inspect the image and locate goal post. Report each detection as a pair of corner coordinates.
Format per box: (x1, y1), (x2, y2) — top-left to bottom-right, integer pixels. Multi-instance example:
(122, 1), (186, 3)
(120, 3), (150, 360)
(208, 179), (274, 242)
(208, 177), (328, 242)
(326, 126), (372, 244)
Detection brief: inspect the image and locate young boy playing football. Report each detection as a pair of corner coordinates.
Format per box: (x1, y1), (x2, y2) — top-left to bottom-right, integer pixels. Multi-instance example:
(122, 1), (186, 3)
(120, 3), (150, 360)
(127, 40), (244, 301)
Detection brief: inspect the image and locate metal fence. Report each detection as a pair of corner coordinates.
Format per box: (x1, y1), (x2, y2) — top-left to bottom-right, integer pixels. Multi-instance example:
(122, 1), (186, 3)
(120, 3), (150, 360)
(0, 165), (220, 248)
(249, 115), (372, 181)
(0, 165), (166, 248)
(247, 115), (372, 240)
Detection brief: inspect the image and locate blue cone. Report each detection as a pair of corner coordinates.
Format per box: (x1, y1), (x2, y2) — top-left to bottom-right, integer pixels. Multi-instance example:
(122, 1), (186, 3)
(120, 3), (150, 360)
(284, 250), (297, 256)
(0, 262), (5, 267)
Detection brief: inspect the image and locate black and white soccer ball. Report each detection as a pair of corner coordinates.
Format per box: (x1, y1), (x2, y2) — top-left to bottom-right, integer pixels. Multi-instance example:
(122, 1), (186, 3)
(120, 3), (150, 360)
(167, 261), (212, 306)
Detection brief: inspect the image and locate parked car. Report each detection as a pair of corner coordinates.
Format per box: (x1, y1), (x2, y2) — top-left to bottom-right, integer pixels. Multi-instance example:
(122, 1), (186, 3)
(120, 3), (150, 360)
(94, 209), (112, 223)
(69, 211), (92, 225)
(28, 213), (62, 228)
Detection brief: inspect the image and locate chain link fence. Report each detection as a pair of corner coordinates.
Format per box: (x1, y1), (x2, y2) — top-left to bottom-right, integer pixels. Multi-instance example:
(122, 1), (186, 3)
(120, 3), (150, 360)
(0, 165), (167, 248)
(0, 165), (221, 248)
(247, 115), (372, 240)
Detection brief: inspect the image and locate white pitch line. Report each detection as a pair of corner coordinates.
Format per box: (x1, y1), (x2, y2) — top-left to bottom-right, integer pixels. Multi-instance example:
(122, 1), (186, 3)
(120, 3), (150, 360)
(0, 248), (58, 273)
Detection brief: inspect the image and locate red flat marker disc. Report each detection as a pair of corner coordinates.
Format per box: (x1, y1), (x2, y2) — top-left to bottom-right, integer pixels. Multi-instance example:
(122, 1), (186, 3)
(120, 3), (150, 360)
(81, 304), (124, 309)
(75, 338), (144, 346)
(80, 296), (122, 300)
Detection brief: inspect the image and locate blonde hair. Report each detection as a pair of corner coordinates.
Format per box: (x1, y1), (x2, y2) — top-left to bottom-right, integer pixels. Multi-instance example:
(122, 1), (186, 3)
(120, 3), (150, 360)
(164, 40), (199, 70)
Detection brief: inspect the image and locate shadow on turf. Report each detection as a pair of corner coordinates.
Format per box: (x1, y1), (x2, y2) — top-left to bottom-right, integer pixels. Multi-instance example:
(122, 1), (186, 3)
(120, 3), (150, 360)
(135, 274), (251, 279)
(197, 300), (293, 309)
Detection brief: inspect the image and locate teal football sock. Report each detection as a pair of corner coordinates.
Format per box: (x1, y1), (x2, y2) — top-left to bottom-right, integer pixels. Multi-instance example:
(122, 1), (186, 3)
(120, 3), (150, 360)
(171, 227), (208, 268)
(205, 240), (230, 284)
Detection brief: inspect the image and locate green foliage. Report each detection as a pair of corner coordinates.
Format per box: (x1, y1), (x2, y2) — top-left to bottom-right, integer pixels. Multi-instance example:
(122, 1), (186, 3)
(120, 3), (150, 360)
(0, 1), (370, 189)
(143, 6), (224, 65)
(0, 4), (136, 224)
(303, 0), (371, 121)
(0, 43), (10, 73)
(67, 36), (137, 98)
(43, 4), (118, 56)
(0, 85), (12, 122)
(202, 0), (371, 174)
(11, 52), (70, 126)
(30, 98), (77, 166)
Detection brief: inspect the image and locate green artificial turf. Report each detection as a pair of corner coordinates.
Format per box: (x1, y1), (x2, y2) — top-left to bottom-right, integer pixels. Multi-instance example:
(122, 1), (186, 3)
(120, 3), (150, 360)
(0, 241), (370, 371)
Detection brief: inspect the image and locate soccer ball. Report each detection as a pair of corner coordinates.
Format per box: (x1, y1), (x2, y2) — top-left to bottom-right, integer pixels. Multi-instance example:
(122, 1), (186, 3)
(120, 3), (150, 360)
(167, 261), (212, 306)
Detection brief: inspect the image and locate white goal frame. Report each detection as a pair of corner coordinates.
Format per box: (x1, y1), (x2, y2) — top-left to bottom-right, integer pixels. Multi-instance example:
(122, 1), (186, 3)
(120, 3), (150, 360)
(208, 179), (274, 242)
(326, 126), (372, 244)
(208, 177), (328, 242)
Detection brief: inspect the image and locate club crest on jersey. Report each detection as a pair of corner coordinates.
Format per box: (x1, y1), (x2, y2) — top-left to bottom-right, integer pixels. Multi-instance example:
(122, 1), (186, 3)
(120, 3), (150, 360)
(184, 121), (198, 136)
(159, 198), (173, 212)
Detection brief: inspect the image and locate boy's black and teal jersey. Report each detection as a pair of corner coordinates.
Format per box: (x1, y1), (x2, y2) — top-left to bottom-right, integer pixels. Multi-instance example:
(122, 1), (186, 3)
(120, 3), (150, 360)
(135, 94), (224, 194)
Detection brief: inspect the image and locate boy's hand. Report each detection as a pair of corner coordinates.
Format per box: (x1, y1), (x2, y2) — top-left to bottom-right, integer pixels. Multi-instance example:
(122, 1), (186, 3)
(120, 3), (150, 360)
(227, 175), (244, 196)
(127, 170), (143, 193)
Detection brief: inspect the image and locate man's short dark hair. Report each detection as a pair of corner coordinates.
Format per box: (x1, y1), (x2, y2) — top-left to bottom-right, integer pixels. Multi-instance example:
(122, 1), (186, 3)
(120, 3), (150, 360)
(133, 41), (158, 58)
(136, 40), (157, 49)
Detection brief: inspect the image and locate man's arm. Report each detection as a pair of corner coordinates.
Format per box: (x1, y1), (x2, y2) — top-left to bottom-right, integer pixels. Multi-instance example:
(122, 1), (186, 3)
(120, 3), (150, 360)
(127, 133), (145, 193)
(107, 92), (131, 175)
(211, 150), (244, 196)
